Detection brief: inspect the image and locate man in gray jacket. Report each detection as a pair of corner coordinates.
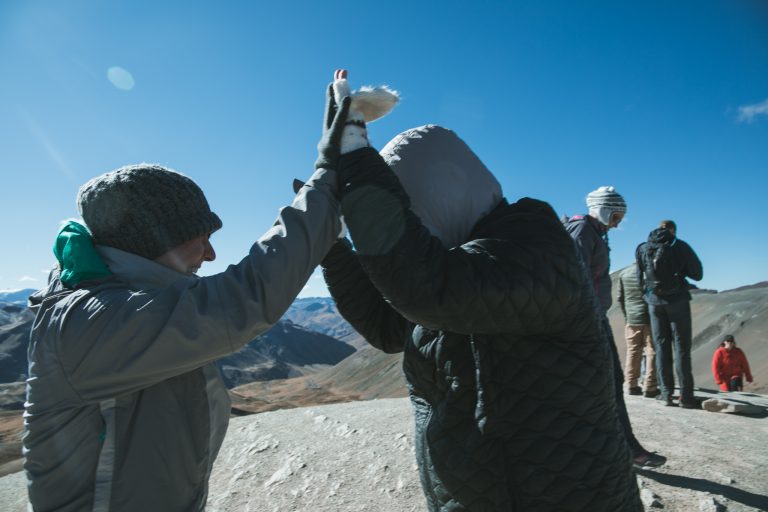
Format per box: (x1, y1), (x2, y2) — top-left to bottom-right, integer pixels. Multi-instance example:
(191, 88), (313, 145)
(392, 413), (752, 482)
(24, 91), (351, 512)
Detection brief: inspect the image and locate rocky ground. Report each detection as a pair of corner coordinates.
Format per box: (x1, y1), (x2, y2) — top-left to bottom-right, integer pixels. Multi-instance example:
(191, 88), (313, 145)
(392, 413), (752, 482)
(0, 391), (766, 511)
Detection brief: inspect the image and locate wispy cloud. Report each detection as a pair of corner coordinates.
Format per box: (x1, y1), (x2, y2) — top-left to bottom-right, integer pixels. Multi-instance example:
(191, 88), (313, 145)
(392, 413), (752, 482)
(19, 276), (39, 283)
(17, 107), (76, 179)
(736, 98), (768, 123)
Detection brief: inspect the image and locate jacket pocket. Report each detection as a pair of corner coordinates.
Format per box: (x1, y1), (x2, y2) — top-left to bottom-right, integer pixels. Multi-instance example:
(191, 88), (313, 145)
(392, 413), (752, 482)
(403, 326), (449, 406)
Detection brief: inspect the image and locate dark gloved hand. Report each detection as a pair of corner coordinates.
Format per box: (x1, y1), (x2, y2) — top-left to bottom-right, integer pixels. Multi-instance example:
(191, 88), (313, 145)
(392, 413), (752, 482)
(315, 83), (351, 171)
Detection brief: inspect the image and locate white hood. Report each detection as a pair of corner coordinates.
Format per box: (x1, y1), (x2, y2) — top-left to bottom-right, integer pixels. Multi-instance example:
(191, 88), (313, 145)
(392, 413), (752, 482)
(380, 125), (503, 248)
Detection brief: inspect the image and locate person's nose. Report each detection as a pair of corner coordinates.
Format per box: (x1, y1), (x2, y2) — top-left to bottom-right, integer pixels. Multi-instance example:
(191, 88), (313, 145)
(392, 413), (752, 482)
(204, 239), (216, 262)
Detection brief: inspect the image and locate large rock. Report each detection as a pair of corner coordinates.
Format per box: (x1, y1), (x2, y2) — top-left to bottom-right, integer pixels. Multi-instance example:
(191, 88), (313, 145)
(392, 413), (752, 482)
(702, 398), (765, 415)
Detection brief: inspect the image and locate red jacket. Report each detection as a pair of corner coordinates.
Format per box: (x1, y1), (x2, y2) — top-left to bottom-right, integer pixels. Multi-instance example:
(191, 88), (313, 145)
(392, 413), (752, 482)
(712, 347), (753, 391)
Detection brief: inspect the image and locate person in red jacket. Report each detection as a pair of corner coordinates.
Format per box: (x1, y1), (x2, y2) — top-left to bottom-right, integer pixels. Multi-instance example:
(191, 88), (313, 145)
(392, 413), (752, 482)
(712, 335), (754, 391)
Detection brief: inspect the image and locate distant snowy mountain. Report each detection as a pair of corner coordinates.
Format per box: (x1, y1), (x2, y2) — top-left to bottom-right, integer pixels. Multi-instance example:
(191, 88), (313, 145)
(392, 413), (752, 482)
(0, 308), (34, 387)
(283, 297), (365, 348)
(0, 301), (356, 402)
(0, 289), (36, 307)
(0, 303), (28, 327)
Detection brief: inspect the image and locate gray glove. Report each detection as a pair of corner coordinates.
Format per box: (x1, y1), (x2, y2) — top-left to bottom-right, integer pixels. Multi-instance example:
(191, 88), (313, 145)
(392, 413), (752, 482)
(315, 84), (351, 171)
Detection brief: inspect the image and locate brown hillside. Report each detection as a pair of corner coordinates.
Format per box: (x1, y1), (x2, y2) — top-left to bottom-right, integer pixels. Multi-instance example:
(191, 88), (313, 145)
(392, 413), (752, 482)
(608, 273), (768, 395)
(238, 280), (768, 411)
(231, 346), (406, 414)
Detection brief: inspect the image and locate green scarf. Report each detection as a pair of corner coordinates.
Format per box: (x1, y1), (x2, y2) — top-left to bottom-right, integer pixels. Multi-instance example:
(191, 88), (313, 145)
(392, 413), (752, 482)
(53, 221), (113, 288)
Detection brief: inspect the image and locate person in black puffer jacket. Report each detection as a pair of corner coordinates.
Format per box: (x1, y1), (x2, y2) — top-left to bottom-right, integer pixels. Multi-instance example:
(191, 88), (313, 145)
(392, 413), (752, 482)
(321, 103), (641, 509)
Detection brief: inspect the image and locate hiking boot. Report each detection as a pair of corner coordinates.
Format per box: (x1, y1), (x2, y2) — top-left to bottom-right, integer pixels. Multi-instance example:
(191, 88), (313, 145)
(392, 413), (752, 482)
(679, 400), (699, 409)
(628, 386), (642, 396)
(633, 451), (667, 469)
(644, 389), (661, 398)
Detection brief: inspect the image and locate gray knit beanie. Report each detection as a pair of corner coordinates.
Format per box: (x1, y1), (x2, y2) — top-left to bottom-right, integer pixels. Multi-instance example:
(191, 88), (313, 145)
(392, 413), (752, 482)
(76, 164), (222, 259)
(586, 186), (627, 226)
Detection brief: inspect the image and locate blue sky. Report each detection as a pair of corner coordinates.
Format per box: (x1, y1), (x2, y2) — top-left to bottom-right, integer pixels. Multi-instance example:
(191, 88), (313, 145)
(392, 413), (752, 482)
(1, 1), (766, 296)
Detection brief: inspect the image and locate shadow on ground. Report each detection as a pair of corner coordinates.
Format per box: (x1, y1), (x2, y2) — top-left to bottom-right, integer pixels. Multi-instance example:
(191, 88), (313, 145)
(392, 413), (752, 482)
(637, 468), (768, 510)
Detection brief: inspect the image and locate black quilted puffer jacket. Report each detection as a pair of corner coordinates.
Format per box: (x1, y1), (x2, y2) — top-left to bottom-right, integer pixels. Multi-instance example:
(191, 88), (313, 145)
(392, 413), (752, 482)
(322, 145), (642, 511)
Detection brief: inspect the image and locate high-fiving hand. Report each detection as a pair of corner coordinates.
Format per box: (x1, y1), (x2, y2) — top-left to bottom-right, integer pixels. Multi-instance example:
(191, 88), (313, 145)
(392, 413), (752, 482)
(314, 70), (351, 172)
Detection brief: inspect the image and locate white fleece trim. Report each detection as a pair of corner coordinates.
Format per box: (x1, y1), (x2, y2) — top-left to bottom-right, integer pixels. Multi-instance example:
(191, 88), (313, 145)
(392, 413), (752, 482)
(333, 78), (400, 154)
(340, 121), (369, 155)
(350, 85), (400, 122)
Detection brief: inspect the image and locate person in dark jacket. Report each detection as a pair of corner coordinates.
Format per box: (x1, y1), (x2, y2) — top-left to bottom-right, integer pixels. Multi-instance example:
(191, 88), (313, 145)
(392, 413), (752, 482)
(564, 188), (666, 469)
(617, 263), (659, 397)
(636, 220), (703, 408)
(564, 186), (627, 311)
(320, 72), (642, 512)
(563, 186), (626, 312)
(23, 93), (349, 512)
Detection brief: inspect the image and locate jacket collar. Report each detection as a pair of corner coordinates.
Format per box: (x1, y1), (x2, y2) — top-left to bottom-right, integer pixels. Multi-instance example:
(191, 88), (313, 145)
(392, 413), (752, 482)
(468, 198), (509, 239)
(470, 197), (563, 240)
(583, 214), (607, 234)
(648, 227), (676, 245)
(96, 245), (196, 290)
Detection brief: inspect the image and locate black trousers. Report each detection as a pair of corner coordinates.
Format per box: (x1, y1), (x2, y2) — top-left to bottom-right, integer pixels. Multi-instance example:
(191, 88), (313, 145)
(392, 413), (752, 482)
(648, 300), (694, 403)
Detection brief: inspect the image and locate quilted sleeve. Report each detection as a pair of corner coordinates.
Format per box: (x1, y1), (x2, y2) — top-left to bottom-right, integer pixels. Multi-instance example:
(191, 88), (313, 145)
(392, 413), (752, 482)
(337, 147), (585, 337)
(321, 239), (413, 354)
(635, 243), (647, 291)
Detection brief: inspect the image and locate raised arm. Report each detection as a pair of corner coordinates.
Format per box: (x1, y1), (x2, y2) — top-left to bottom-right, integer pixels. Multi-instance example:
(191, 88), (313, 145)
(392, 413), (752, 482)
(58, 168), (343, 402)
(322, 239), (413, 353)
(337, 147), (587, 337)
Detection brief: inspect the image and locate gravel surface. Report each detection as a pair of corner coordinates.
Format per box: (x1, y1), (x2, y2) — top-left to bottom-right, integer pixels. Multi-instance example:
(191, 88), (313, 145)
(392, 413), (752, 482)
(1, 394), (766, 511)
(208, 398), (423, 512)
